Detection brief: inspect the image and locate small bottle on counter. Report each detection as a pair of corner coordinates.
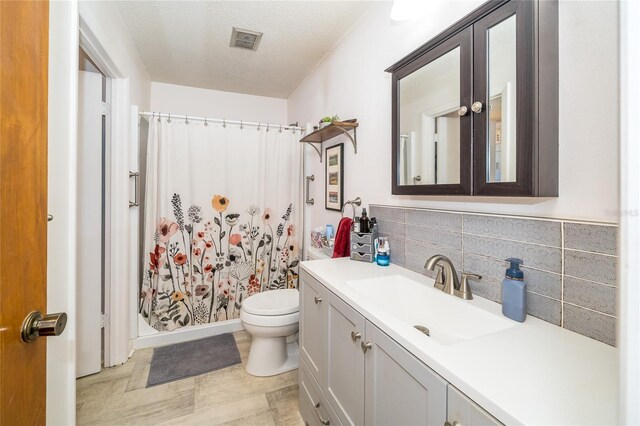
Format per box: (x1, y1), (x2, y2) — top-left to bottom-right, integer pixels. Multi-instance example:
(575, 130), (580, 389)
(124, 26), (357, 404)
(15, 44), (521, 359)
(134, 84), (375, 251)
(501, 258), (526, 322)
(376, 237), (390, 266)
(359, 208), (370, 233)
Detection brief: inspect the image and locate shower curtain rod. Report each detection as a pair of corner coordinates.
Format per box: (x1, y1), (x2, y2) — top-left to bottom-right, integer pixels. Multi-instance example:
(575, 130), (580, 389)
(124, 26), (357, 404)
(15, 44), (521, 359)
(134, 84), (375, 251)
(139, 111), (305, 132)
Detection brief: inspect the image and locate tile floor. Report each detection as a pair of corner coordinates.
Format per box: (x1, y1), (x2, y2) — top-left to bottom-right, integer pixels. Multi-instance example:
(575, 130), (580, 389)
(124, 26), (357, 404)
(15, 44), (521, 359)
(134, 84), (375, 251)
(76, 331), (304, 425)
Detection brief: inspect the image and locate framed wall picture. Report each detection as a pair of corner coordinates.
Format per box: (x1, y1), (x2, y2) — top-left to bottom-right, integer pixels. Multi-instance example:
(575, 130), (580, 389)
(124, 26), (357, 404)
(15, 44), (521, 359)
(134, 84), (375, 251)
(325, 144), (344, 211)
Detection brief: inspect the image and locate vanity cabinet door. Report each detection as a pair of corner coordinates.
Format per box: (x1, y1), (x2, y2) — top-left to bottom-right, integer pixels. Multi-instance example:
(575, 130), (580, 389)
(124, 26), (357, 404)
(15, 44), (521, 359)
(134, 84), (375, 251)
(300, 270), (328, 388)
(448, 385), (503, 426)
(326, 290), (366, 426)
(364, 321), (447, 426)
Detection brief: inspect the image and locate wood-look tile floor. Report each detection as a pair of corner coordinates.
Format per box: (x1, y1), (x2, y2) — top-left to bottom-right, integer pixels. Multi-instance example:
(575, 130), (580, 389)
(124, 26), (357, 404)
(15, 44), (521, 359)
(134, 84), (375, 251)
(76, 331), (304, 426)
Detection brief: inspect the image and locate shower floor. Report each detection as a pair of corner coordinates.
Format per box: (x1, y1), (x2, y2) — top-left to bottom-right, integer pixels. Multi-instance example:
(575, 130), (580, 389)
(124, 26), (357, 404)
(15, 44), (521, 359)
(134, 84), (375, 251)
(76, 331), (303, 425)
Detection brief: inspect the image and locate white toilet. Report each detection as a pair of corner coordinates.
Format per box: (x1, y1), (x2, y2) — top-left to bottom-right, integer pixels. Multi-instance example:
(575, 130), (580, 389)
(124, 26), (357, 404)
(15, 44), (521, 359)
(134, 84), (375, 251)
(240, 288), (300, 377)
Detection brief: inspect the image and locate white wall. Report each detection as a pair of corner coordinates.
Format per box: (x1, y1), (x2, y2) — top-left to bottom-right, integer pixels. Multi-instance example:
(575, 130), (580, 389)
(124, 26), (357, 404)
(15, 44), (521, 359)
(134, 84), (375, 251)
(78, 0), (151, 109)
(150, 82), (288, 124)
(288, 1), (619, 231)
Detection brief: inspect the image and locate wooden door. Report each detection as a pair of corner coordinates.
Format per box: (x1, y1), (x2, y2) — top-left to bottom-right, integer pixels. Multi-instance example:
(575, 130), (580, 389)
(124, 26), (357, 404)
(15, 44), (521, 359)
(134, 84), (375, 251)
(299, 270), (328, 387)
(0, 1), (50, 424)
(326, 291), (365, 426)
(364, 321), (448, 426)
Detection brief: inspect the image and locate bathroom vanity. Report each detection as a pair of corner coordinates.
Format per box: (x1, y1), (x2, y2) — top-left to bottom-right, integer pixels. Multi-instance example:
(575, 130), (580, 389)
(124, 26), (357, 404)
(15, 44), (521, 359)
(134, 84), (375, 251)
(298, 258), (617, 425)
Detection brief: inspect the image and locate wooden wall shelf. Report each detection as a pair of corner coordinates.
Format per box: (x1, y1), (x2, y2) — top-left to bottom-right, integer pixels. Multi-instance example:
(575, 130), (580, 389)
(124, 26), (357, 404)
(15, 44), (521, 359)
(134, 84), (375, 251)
(300, 119), (358, 162)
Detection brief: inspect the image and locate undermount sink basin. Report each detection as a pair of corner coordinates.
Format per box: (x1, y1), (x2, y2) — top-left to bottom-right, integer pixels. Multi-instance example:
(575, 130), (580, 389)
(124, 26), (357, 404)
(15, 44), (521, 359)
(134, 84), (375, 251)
(346, 275), (515, 345)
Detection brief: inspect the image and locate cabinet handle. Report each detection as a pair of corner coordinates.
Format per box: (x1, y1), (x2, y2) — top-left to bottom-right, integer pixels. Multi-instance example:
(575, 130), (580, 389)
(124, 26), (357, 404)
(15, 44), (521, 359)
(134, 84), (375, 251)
(351, 331), (361, 341)
(314, 296), (323, 304)
(361, 341), (372, 353)
(457, 106), (468, 116)
(314, 402), (331, 425)
(471, 101), (483, 113)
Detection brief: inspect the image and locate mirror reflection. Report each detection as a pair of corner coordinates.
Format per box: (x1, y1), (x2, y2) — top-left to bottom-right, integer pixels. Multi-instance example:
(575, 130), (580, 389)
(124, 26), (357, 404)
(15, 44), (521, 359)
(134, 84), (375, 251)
(486, 15), (517, 183)
(398, 47), (461, 186)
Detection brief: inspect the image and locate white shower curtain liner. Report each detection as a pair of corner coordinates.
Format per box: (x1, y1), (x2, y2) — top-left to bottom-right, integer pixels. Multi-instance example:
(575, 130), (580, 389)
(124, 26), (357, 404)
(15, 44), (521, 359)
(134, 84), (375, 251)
(140, 117), (302, 332)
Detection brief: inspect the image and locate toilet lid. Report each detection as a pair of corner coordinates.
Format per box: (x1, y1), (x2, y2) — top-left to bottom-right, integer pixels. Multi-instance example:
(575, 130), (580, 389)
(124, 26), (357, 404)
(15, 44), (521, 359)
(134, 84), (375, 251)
(242, 289), (299, 316)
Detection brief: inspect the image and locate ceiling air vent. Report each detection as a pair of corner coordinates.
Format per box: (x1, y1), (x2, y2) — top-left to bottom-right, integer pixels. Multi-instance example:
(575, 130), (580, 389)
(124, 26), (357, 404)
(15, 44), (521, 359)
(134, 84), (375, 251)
(230, 27), (263, 51)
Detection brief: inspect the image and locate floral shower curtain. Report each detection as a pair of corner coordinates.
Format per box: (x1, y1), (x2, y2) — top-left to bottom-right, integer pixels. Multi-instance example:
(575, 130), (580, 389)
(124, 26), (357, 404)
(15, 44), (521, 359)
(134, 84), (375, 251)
(140, 117), (302, 331)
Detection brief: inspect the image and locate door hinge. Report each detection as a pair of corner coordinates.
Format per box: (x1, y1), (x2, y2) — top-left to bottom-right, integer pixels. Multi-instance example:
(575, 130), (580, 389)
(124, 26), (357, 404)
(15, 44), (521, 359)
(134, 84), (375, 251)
(100, 314), (108, 328)
(101, 101), (110, 116)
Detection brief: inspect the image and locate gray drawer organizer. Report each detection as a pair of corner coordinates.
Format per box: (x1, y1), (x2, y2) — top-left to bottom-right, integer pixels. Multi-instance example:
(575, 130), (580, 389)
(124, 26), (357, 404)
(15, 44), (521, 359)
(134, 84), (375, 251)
(350, 228), (378, 263)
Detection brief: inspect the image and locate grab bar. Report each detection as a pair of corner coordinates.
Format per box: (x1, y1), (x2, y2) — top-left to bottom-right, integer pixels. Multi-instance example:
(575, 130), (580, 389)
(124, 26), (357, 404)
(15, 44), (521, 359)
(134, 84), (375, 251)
(129, 171), (140, 208)
(305, 175), (315, 205)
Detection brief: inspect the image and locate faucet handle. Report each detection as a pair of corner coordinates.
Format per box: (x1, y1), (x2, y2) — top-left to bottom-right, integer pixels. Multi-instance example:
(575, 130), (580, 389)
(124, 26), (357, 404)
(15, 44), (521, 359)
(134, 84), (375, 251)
(459, 272), (482, 300)
(431, 264), (446, 291)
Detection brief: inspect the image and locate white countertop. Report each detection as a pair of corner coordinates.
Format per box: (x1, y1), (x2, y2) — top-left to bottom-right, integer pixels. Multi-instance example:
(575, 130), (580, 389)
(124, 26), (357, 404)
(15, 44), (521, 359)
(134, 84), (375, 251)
(301, 258), (618, 426)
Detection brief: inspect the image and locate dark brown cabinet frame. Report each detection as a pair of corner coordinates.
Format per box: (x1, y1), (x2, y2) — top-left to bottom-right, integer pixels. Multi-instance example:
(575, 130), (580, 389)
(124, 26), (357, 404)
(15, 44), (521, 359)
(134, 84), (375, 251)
(387, 0), (558, 197)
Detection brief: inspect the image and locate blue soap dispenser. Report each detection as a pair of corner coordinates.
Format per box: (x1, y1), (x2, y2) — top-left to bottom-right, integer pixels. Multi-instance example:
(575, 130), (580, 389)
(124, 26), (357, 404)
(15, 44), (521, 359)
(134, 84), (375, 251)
(502, 258), (526, 322)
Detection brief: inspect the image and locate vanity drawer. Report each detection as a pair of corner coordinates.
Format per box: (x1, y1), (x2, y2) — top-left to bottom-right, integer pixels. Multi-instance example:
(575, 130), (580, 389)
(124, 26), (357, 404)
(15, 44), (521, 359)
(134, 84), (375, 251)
(350, 252), (373, 263)
(351, 243), (372, 253)
(300, 359), (340, 426)
(350, 233), (373, 245)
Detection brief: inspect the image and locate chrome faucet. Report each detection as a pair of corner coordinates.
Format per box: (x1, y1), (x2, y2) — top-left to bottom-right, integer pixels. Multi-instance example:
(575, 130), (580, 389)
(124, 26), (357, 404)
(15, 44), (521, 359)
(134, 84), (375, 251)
(424, 255), (482, 300)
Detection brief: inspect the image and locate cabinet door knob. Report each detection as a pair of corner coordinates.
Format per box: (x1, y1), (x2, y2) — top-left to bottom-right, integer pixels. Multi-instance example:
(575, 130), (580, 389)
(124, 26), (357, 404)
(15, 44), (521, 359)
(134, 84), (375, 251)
(457, 106), (468, 116)
(314, 296), (322, 304)
(351, 331), (361, 341)
(471, 101), (483, 113)
(361, 341), (372, 353)
(314, 402), (331, 425)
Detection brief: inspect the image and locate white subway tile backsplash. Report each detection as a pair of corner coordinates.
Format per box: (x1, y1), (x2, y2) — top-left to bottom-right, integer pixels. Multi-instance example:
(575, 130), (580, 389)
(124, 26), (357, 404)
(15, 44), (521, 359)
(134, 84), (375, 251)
(369, 204), (618, 346)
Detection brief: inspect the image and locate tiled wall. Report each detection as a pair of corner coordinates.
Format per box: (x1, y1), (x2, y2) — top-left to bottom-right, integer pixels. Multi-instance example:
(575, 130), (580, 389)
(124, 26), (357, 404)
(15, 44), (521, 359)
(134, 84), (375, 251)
(369, 205), (618, 346)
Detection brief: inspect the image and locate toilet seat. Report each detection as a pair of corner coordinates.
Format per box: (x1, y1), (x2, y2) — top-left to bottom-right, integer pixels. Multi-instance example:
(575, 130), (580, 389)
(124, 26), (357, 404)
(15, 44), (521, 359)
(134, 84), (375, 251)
(242, 288), (299, 316)
(240, 310), (299, 327)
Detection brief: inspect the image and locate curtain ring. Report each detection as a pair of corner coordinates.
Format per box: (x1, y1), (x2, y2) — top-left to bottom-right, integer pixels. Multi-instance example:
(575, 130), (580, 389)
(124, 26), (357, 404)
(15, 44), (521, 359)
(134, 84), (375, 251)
(266, 124), (270, 132)
(167, 113), (171, 123)
(279, 125), (282, 133)
(204, 117), (208, 127)
(257, 123), (261, 131)
(223, 119), (226, 128)
(185, 115), (189, 125)
(157, 112), (161, 123)
(240, 120), (243, 130)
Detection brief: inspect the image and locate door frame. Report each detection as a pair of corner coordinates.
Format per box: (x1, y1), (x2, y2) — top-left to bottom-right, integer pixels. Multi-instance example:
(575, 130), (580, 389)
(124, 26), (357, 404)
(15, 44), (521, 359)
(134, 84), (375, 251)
(79, 15), (132, 367)
(619, 0), (640, 423)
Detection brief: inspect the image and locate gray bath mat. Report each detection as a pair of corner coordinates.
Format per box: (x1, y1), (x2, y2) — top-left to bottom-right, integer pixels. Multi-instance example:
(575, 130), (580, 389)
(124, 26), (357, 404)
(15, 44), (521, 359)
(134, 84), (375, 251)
(147, 333), (241, 387)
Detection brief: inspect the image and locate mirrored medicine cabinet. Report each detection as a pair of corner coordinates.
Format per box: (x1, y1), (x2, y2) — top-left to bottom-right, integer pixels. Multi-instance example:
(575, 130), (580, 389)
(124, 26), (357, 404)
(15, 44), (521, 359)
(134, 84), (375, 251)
(387, 0), (558, 196)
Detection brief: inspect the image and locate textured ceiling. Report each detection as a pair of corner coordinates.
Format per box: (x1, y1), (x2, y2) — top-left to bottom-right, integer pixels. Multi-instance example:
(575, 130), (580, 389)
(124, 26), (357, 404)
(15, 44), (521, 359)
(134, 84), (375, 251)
(115, 1), (371, 98)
